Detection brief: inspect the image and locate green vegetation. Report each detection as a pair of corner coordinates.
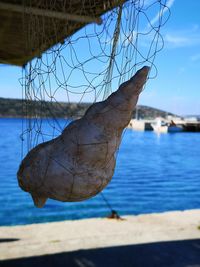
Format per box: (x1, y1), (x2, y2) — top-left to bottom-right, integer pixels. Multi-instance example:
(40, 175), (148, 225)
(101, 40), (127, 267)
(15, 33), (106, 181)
(133, 105), (174, 119)
(0, 97), (89, 118)
(0, 97), (174, 119)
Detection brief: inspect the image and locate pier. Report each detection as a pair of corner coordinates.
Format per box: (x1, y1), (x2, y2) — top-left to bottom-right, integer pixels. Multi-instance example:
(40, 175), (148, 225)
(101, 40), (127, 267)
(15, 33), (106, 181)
(128, 118), (200, 132)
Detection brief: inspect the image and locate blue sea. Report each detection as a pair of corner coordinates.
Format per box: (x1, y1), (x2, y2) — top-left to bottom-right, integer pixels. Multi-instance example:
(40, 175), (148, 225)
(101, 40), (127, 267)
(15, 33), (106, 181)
(0, 118), (200, 226)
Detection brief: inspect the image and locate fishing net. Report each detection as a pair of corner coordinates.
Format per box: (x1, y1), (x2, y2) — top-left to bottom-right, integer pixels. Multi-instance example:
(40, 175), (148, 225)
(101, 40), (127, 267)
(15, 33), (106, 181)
(17, 0), (171, 207)
(20, 0), (170, 154)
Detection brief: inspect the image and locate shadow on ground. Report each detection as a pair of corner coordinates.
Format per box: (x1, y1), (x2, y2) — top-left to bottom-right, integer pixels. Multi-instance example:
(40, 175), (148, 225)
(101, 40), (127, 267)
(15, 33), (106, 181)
(0, 238), (20, 243)
(0, 239), (200, 267)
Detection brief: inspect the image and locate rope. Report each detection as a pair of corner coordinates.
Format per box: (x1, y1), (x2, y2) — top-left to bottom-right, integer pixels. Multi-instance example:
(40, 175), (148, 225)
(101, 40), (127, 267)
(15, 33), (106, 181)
(20, 0), (171, 206)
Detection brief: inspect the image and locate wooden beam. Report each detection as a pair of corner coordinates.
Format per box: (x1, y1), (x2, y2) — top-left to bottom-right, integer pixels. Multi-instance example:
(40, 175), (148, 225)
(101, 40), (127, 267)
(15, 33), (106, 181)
(0, 2), (102, 25)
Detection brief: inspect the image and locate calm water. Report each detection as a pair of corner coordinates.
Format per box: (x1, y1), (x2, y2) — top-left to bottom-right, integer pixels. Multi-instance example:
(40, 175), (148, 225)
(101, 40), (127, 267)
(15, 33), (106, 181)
(0, 118), (200, 226)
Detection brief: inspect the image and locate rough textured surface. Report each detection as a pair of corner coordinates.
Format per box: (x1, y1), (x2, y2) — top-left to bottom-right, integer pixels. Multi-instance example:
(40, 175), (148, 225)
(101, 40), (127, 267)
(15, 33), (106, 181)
(17, 66), (149, 207)
(0, 0), (124, 66)
(0, 210), (200, 265)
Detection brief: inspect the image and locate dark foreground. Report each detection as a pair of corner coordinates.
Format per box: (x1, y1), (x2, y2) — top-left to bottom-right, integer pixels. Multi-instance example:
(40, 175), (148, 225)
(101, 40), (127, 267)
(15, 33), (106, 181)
(1, 239), (200, 267)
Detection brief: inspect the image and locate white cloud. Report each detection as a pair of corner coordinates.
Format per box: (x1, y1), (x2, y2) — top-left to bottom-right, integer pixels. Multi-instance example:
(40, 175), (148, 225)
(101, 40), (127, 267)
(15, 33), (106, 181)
(164, 31), (200, 48)
(178, 67), (185, 74)
(149, 0), (175, 27)
(192, 24), (200, 31)
(190, 53), (200, 62)
(165, 34), (190, 47)
(121, 0), (200, 51)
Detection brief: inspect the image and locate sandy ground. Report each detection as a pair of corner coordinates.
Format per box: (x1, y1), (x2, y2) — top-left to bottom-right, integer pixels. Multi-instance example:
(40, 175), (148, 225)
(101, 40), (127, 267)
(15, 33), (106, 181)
(0, 209), (200, 266)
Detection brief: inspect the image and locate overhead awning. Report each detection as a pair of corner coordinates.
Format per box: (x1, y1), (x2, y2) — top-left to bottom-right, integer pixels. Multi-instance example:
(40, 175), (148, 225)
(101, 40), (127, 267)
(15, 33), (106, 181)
(0, 0), (124, 66)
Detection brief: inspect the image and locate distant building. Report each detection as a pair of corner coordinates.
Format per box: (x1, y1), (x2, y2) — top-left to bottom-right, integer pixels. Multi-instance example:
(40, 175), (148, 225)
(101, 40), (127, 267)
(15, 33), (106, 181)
(184, 116), (198, 122)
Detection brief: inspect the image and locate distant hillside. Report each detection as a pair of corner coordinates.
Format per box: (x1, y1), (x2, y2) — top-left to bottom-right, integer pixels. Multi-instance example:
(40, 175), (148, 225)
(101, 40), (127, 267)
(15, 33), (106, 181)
(133, 105), (175, 119)
(184, 115), (200, 120)
(0, 98), (89, 118)
(0, 97), (176, 119)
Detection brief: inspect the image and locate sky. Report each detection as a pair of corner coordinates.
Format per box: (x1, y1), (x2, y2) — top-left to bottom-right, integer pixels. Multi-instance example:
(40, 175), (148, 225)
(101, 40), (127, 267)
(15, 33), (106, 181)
(139, 0), (200, 115)
(0, 0), (200, 116)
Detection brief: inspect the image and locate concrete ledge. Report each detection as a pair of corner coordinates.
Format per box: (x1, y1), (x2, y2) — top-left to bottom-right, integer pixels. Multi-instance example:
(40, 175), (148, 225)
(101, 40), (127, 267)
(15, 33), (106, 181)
(0, 209), (200, 266)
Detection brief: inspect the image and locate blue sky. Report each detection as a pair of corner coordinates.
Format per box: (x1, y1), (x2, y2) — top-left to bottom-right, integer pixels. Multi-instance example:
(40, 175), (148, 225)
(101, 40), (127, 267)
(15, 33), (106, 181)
(0, 0), (200, 115)
(140, 0), (200, 115)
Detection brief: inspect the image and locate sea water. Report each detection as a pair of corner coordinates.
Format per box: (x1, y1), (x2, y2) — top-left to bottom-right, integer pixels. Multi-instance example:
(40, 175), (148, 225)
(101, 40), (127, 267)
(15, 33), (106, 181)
(0, 118), (200, 226)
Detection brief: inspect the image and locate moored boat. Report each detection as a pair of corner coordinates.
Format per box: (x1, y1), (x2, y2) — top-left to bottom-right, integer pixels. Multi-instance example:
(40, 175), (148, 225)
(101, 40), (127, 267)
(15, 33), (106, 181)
(151, 118), (184, 133)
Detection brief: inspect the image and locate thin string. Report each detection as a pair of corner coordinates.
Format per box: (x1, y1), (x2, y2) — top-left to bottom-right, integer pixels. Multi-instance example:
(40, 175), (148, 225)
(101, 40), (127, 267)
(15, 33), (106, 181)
(20, 0), (171, 209)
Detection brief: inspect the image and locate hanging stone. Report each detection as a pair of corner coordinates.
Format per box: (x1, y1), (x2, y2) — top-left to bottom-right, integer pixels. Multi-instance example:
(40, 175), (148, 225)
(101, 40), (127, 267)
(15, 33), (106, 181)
(17, 66), (149, 208)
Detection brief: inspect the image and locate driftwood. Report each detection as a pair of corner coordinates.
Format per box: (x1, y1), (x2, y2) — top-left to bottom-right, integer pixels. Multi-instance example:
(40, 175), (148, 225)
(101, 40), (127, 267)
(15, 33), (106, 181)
(17, 66), (149, 207)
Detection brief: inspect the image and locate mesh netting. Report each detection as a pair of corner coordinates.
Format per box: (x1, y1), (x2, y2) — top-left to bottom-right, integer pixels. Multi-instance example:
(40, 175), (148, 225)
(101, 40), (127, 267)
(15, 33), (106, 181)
(20, 0), (170, 154)
(17, 0), (171, 208)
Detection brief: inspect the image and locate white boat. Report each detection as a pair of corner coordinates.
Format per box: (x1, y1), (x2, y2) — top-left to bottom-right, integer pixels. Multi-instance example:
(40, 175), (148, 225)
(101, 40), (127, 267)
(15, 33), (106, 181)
(151, 118), (183, 133)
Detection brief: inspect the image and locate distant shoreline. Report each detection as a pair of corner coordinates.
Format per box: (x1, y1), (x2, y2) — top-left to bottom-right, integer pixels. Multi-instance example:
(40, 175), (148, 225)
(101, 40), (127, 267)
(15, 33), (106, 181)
(0, 97), (176, 119)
